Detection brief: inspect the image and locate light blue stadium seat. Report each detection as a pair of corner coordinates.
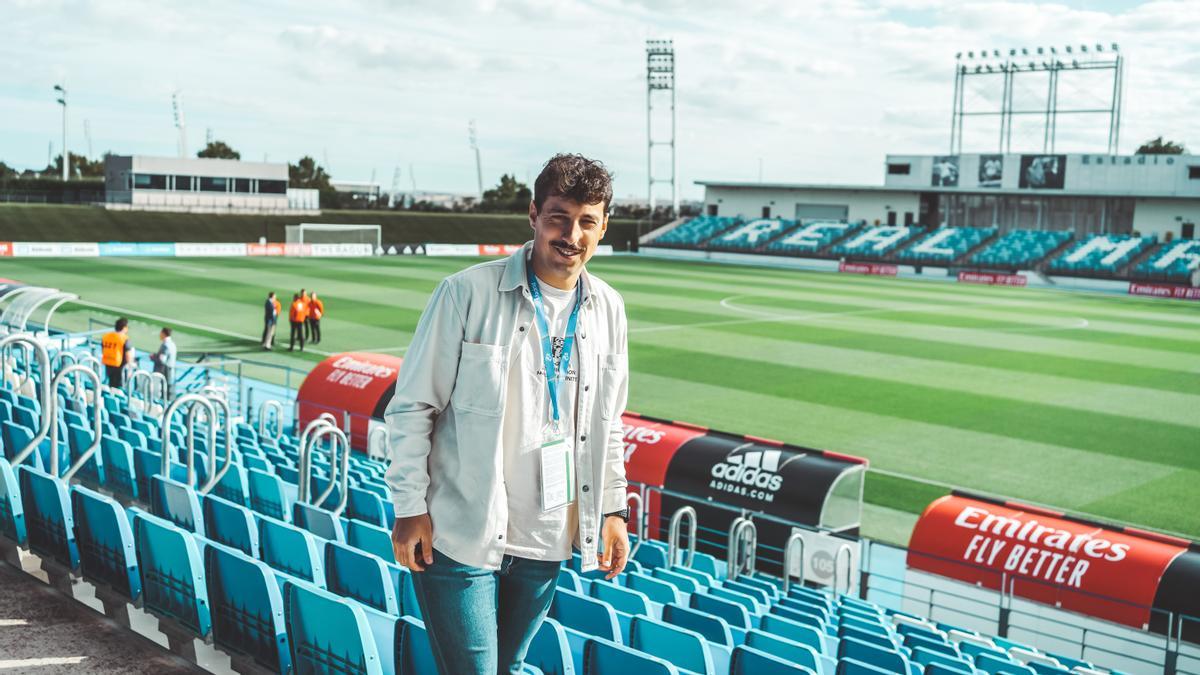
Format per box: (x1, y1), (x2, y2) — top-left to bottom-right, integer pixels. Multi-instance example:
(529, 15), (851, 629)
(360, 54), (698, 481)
(396, 615), (437, 675)
(838, 636), (907, 674)
(591, 579), (653, 617)
(583, 637), (680, 675)
(248, 468), (291, 522)
(762, 614), (827, 655)
(71, 485), (140, 600)
(692, 591), (752, 632)
(347, 519), (394, 560)
(325, 541), (398, 615)
(257, 515), (325, 587)
(285, 581), (383, 675)
(347, 486), (388, 527)
(732, 644), (816, 674)
(527, 616), (573, 675)
(911, 645), (973, 673)
(550, 588), (621, 643)
(0, 457), (26, 545)
(928, 664), (982, 675)
(100, 435), (137, 499)
(150, 475), (204, 534)
(745, 630), (823, 674)
(630, 614), (715, 675)
(19, 465), (79, 570)
(840, 624), (895, 650)
(211, 462), (249, 506)
(663, 603), (733, 647)
(634, 540), (670, 569)
(558, 567), (583, 594)
(653, 566), (701, 595)
(203, 494), (260, 557)
(204, 543), (291, 673)
(903, 633), (957, 657)
(974, 652), (1037, 675)
(837, 658), (897, 675)
(627, 571), (684, 605)
(292, 500), (345, 543)
(133, 509), (211, 637)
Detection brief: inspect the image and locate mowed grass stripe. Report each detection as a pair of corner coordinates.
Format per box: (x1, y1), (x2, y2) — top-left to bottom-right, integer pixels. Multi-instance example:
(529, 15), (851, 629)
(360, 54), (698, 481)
(595, 259), (1200, 329)
(635, 328), (1200, 427)
(619, 299), (1200, 373)
(630, 343), (1200, 471)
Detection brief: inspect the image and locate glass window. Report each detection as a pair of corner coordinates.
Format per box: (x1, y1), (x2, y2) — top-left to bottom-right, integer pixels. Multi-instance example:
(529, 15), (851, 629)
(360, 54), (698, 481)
(887, 163), (911, 175)
(199, 177), (228, 192)
(132, 173), (167, 190)
(174, 175), (193, 191)
(258, 179), (287, 194)
(234, 178), (252, 193)
(1188, 166), (1200, 180)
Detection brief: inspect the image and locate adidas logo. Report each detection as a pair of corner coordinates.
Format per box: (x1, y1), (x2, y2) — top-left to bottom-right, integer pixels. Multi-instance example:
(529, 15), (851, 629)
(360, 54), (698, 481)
(710, 443), (795, 494)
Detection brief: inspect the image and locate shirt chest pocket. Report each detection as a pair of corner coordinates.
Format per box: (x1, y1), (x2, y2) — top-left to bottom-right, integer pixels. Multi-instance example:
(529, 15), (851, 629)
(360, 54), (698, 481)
(452, 341), (507, 416)
(598, 352), (626, 421)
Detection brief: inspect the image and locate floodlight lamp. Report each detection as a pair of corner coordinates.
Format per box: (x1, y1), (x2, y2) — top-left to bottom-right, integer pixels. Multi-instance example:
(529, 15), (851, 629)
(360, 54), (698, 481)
(968, 51), (974, 58)
(1080, 45), (1088, 53)
(975, 65), (982, 73)
(1096, 44), (1103, 52)
(1072, 59), (1079, 68)
(1111, 43), (1119, 51)
(993, 49), (1000, 57)
(1036, 47), (1044, 55)
(56, 97), (65, 105)
(1009, 48), (1016, 56)
(1021, 48), (1029, 56)
(1050, 47), (1057, 54)
(1065, 45), (1072, 54)
(955, 51), (962, 59)
(53, 84), (63, 92)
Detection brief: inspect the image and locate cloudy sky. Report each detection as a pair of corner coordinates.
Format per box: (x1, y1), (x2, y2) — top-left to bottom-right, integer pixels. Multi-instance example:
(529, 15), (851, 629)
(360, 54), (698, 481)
(2, 0), (1197, 200)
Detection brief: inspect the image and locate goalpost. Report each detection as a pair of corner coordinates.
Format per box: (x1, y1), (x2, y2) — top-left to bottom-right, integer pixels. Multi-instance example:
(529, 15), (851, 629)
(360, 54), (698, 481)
(285, 223), (382, 253)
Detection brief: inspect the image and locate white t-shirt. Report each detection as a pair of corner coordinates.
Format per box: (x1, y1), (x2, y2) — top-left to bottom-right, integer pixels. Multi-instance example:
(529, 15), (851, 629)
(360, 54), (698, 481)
(502, 276), (579, 561)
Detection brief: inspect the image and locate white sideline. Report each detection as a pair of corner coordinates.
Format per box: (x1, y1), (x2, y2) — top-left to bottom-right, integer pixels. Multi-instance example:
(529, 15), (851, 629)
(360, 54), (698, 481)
(0, 657), (87, 668)
(0, 619), (28, 627)
(70, 299), (335, 358)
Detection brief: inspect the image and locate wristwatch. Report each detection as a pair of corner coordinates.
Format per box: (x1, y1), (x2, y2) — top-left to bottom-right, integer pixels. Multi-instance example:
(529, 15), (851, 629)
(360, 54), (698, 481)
(604, 509), (630, 522)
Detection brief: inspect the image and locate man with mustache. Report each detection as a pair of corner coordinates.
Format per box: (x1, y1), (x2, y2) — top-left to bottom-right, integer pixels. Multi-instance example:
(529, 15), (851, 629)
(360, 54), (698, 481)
(385, 154), (631, 674)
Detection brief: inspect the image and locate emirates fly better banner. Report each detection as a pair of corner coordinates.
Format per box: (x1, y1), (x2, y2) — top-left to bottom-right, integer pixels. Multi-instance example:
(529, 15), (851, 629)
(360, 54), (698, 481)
(907, 496), (1189, 628)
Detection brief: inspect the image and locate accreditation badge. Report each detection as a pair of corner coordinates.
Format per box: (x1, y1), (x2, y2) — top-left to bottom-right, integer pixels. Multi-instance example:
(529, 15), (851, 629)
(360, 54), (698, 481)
(540, 423), (575, 512)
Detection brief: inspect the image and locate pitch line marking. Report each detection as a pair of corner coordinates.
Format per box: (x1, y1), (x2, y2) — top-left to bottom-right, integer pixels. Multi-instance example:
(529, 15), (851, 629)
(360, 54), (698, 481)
(70, 299), (336, 358)
(0, 619), (28, 627)
(0, 657), (87, 668)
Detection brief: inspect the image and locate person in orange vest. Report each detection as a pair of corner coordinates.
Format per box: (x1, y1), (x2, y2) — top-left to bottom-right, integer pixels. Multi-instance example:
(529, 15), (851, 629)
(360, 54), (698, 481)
(262, 291), (282, 350)
(308, 291), (325, 344)
(288, 293), (308, 351)
(299, 288), (311, 342)
(100, 317), (135, 388)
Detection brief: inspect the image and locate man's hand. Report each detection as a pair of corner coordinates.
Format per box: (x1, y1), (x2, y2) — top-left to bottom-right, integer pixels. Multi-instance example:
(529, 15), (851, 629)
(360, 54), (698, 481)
(598, 515), (629, 580)
(392, 514), (434, 572)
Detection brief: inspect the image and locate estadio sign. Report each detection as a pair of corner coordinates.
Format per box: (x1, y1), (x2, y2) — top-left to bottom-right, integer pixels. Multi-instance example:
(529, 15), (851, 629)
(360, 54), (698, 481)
(908, 495), (1190, 628)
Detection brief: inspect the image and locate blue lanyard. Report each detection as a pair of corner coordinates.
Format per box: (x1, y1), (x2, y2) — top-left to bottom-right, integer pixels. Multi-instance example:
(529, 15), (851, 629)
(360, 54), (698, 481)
(527, 264), (582, 427)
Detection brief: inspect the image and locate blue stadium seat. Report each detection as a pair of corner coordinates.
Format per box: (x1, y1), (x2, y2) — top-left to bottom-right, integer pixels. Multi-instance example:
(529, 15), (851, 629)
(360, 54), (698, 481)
(591, 579), (653, 617)
(0, 458), (26, 545)
(257, 515), (325, 587)
(347, 485), (388, 527)
(526, 617), (573, 675)
(975, 651), (1037, 675)
(627, 571), (683, 605)
(150, 475), (204, 534)
(285, 581), (383, 675)
(204, 543), (291, 673)
(133, 509), (211, 637)
(652, 566), (701, 594)
(692, 591), (752, 632)
(248, 468), (291, 522)
(395, 616), (437, 675)
(732, 644), (817, 675)
(18, 465), (79, 569)
(838, 636), (907, 674)
(211, 462), (249, 506)
(761, 614), (827, 655)
(970, 229), (1072, 269)
(629, 614), (715, 674)
(745, 630), (822, 674)
(652, 215), (740, 248)
(550, 588), (621, 642)
(663, 603), (733, 647)
(837, 658), (897, 675)
(325, 541), (398, 615)
(583, 637), (680, 675)
(71, 485), (140, 600)
(100, 435), (137, 499)
(557, 567), (583, 594)
(911, 646), (973, 673)
(292, 501), (345, 543)
(347, 519), (394, 561)
(203, 494), (260, 557)
(766, 221), (860, 257)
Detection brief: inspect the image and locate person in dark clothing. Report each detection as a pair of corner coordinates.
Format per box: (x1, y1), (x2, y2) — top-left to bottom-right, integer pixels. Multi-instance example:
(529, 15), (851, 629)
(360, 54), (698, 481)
(288, 293), (306, 351)
(262, 291), (280, 350)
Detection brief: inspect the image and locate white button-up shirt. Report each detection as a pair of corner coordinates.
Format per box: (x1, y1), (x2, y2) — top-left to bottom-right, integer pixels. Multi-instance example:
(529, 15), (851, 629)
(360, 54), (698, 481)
(384, 242), (630, 572)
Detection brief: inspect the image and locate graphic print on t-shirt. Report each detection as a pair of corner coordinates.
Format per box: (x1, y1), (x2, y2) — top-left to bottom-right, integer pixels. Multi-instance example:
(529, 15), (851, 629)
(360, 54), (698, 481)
(540, 336), (577, 383)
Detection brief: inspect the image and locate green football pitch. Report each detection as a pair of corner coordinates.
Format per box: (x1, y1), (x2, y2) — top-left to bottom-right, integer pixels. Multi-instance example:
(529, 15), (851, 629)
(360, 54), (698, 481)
(6, 254), (1198, 545)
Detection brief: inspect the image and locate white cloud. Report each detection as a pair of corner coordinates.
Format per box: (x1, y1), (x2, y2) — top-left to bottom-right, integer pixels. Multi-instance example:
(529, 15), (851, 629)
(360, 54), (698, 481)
(0, 0), (1196, 197)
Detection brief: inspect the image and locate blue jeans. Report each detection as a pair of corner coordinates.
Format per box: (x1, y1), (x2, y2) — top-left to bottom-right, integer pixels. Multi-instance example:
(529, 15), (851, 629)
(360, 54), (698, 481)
(411, 549), (562, 675)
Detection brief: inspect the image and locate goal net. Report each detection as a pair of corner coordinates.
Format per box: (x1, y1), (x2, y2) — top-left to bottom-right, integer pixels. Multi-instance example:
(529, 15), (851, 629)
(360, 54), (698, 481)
(286, 223), (382, 252)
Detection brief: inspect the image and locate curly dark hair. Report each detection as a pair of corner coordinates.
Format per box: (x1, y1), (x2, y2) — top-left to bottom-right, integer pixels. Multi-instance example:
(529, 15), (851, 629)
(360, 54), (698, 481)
(533, 153), (614, 214)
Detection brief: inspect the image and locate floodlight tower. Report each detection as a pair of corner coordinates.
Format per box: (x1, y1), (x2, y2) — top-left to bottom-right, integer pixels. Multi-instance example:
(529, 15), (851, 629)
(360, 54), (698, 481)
(172, 90), (188, 158)
(469, 119), (483, 199)
(53, 83), (67, 181)
(83, 119), (93, 159)
(646, 39), (678, 218)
